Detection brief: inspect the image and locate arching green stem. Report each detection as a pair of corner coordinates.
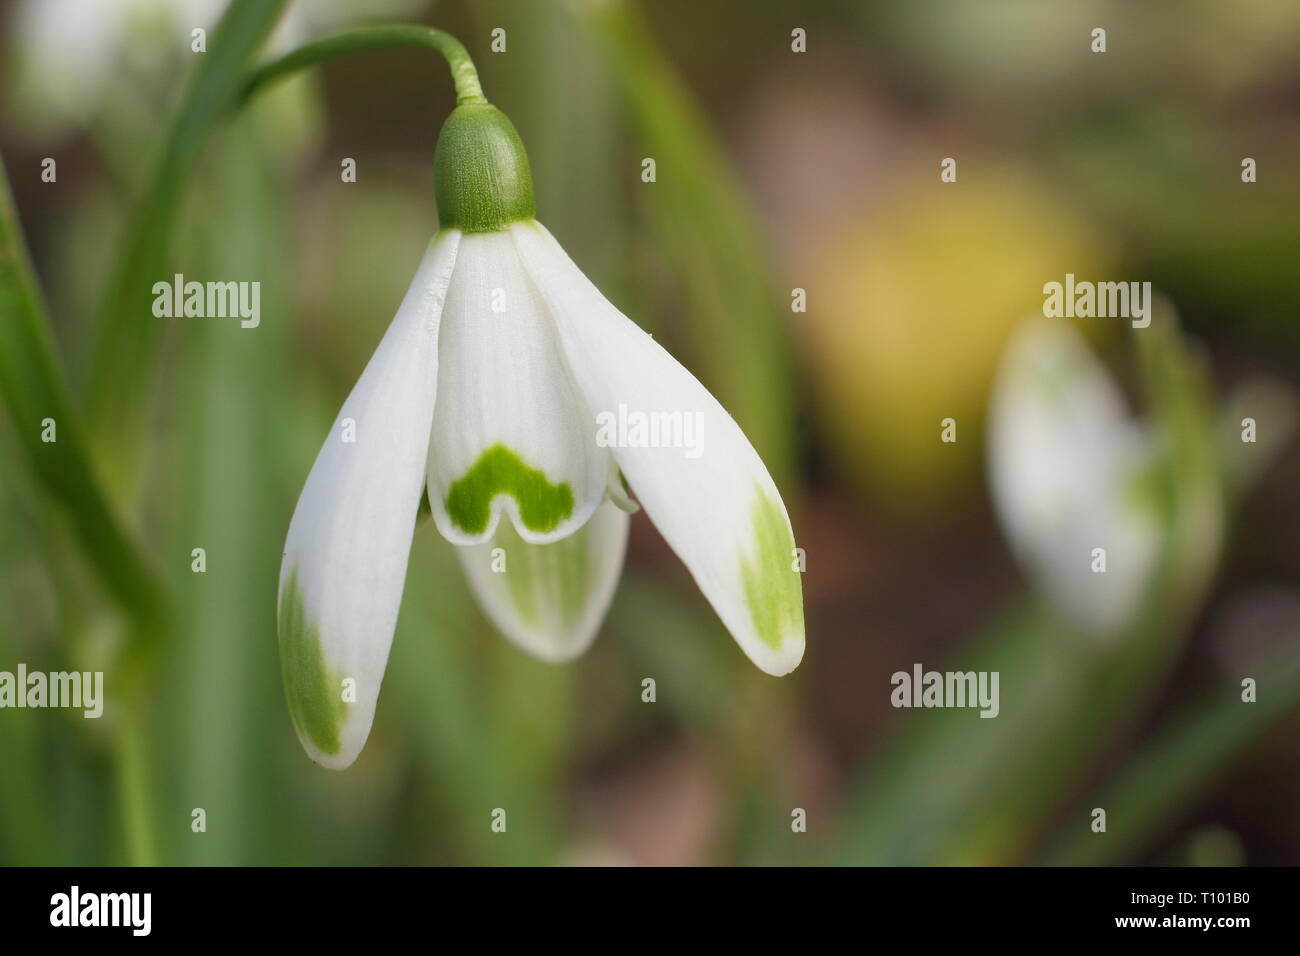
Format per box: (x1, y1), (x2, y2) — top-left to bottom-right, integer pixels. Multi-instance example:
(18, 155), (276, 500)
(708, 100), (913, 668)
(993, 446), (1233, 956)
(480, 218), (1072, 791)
(238, 24), (486, 107)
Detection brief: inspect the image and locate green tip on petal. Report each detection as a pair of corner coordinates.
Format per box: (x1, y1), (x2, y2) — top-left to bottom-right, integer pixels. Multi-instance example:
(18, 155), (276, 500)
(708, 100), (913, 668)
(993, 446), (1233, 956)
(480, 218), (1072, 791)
(434, 103), (536, 233)
(278, 569), (348, 758)
(740, 486), (804, 650)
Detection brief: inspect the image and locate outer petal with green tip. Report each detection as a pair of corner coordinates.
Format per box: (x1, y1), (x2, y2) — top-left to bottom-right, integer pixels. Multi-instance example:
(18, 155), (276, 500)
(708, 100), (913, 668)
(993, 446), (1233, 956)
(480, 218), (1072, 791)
(278, 231), (460, 769)
(512, 221), (805, 675)
(426, 231), (609, 546)
(456, 498), (629, 661)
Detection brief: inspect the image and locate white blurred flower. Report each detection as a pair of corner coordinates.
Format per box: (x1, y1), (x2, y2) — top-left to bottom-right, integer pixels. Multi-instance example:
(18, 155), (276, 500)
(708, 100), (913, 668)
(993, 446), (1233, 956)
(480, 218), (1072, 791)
(6, 0), (428, 137)
(987, 319), (1163, 636)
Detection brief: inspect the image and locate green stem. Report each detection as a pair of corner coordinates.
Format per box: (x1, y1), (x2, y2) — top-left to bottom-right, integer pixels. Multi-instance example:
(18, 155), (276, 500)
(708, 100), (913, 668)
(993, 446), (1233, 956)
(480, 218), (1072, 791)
(115, 696), (158, 866)
(238, 24), (487, 107)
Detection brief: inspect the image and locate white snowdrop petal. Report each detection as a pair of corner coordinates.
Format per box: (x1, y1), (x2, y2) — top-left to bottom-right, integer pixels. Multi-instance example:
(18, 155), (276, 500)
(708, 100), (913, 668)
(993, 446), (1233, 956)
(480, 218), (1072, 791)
(456, 499), (629, 662)
(278, 231), (460, 769)
(426, 231), (609, 546)
(511, 221), (804, 675)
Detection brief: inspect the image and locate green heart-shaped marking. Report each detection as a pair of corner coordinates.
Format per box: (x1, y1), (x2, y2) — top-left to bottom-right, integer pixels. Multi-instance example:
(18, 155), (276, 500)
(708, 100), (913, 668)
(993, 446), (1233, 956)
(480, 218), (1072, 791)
(446, 443), (575, 535)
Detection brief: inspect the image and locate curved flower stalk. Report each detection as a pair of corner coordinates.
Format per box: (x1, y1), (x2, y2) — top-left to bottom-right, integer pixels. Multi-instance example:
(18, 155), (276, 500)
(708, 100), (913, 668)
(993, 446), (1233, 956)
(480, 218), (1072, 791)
(272, 34), (805, 769)
(987, 319), (1163, 637)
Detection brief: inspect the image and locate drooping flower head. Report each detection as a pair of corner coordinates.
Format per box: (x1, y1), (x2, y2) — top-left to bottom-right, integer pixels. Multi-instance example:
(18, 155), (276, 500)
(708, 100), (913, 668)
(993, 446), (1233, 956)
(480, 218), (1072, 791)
(279, 58), (804, 768)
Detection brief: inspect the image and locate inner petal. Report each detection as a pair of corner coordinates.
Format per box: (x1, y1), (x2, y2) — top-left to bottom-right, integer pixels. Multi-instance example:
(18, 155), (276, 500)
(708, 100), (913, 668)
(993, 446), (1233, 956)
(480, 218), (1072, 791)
(427, 231), (608, 545)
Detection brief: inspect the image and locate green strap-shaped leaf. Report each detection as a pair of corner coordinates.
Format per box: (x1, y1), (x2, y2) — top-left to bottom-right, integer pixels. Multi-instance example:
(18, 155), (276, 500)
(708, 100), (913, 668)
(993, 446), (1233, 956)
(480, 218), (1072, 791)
(0, 156), (166, 644)
(86, 0), (289, 486)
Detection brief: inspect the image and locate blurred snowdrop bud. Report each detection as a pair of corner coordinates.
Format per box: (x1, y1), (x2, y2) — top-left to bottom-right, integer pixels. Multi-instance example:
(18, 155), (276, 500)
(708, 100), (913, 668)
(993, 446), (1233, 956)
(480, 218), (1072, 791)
(987, 319), (1162, 636)
(8, 0), (224, 137)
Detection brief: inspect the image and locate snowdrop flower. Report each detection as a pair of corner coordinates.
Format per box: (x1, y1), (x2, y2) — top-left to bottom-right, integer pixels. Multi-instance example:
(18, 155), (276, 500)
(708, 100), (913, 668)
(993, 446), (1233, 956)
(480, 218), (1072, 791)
(279, 95), (805, 768)
(987, 319), (1162, 636)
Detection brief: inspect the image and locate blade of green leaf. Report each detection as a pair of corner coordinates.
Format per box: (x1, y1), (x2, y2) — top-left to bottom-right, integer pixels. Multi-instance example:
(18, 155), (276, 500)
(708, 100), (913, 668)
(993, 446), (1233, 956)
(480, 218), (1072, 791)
(86, 0), (288, 489)
(0, 156), (166, 642)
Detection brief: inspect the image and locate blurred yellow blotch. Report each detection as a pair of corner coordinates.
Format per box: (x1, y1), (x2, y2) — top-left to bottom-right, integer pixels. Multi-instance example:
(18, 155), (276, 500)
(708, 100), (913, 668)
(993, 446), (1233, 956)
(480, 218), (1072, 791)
(798, 164), (1109, 513)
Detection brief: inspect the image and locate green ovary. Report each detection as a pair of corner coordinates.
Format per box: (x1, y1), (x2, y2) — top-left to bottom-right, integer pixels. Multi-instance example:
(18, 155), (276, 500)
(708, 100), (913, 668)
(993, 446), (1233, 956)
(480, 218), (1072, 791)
(740, 486), (804, 649)
(278, 570), (348, 756)
(446, 443), (575, 535)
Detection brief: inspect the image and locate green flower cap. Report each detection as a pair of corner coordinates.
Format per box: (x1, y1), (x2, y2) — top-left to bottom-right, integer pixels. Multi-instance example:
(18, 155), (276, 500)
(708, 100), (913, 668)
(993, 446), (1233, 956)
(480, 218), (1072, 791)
(434, 102), (536, 233)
